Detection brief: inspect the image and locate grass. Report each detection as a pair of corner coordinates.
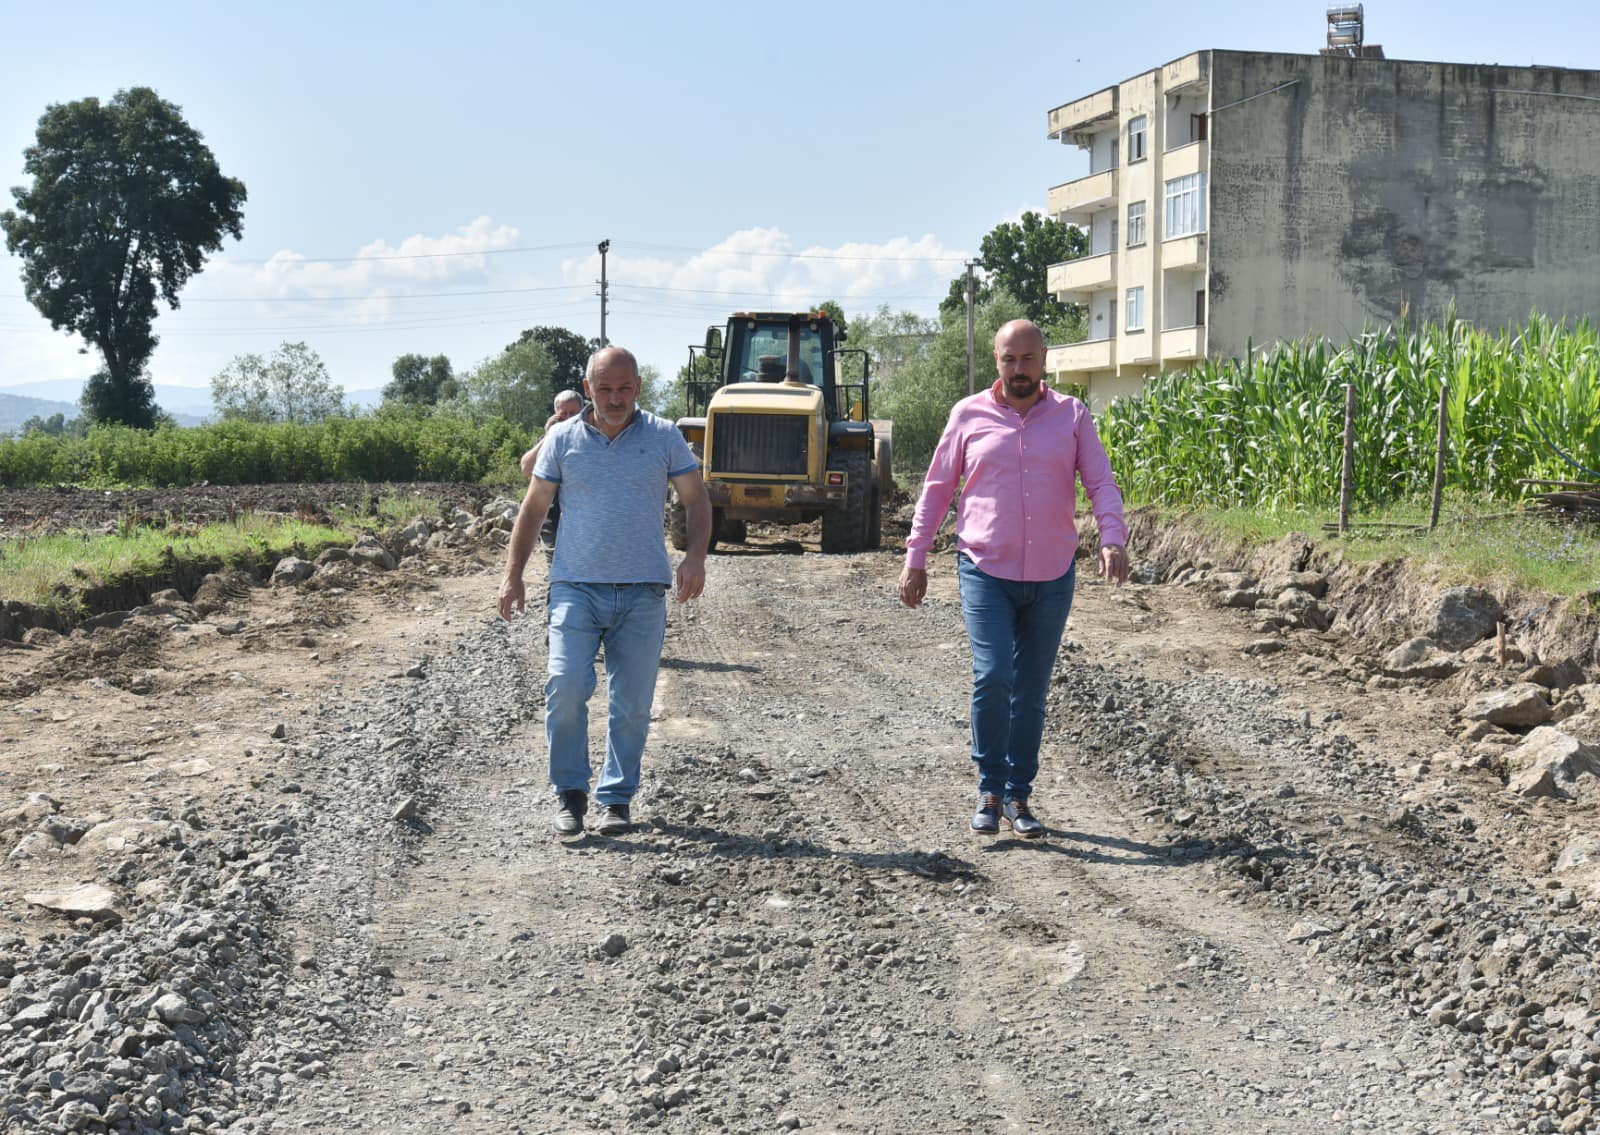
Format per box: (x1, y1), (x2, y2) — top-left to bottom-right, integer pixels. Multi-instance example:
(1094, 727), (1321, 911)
(1157, 498), (1600, 597)
(0, 514), (352, 616)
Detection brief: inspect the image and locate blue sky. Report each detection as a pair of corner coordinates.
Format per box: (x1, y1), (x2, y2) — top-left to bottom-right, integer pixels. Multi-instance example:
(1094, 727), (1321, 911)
(1, 0), (1594, 401)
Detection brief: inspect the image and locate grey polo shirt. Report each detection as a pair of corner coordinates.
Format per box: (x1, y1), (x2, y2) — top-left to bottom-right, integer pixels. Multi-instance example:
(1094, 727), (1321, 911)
(533, 408), (698, 585)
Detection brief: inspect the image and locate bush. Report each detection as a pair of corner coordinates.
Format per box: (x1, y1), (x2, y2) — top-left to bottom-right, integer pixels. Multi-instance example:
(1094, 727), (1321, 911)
(0, 412), (533, 488)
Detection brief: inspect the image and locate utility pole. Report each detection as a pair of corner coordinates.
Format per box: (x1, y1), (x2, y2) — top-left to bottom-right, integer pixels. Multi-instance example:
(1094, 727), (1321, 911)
(597, 239), (611, 346)
(964, 259), (978, 396)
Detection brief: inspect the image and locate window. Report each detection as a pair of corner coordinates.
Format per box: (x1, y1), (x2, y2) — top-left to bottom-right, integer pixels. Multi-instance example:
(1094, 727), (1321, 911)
(1190, 112), (1208, 143)
(1125, 287), (1145, 333)
(1109, 218), (1118, 253)
(1127, 201), (1146, 247)
(1127, 116), (1147, 162)
(1165, 172), (1208, 238)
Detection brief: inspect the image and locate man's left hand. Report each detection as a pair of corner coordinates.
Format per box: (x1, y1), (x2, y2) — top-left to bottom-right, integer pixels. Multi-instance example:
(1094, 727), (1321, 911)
(1098, 543), (1129, 587)
(675, 554), (707, 603)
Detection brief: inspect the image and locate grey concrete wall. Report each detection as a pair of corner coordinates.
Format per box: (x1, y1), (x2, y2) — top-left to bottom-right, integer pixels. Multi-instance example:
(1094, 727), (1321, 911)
(1206, 51), (1600, 360)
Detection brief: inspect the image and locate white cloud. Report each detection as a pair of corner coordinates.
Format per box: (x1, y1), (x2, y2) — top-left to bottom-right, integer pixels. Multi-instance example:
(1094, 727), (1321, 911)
(197, 215), (524, 323)
(561, 227), (970, 318)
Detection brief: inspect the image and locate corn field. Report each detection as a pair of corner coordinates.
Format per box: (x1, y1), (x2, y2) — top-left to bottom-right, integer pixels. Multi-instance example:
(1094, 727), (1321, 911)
(1097, 315), (1600, 510)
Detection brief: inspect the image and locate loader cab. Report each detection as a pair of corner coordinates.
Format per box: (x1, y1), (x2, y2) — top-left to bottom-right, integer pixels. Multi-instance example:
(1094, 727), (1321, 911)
(685, 313), (868, 423)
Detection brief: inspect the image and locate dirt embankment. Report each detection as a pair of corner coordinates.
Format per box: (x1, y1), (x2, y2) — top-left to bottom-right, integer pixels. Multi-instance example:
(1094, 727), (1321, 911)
(2, 498), (1600, 1133)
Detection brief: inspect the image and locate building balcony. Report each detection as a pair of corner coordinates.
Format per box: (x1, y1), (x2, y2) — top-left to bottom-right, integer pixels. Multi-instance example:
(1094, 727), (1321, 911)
(1162, 52), (1210, 95)
(1160, 325), (1207, 361)
(1047, 86), (1118, 143)
(1047, 337), (1115, 374)
(1162, 233), (1206, 269)
(1047, 254), (1117, 303)
(1162, 137), (1208, 177)
(1047, 169), (1118, 226)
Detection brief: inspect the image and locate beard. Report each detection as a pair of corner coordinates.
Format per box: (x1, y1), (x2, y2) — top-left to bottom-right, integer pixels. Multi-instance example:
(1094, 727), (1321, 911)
(1005, 373), (1042, 399)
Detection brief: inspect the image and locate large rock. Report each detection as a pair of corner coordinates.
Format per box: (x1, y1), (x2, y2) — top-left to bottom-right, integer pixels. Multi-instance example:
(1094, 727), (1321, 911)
(271, 557), (315, 585)
(25, 883), (121, 923)
(349, 537), (398, 572)
(1383, 637), (1459, 679)
(1462, 684), (1554, 730)
(75, 819), (183, 856)
(1504, 727), (1600, 799)
(481, 498), (520, 522)
(1262, 571), (1329, 599)
(1428, 586), (1503, 652)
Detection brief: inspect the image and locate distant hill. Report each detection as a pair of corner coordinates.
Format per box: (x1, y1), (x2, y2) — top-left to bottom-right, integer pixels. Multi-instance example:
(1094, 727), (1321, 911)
(0, 392), (79, 434)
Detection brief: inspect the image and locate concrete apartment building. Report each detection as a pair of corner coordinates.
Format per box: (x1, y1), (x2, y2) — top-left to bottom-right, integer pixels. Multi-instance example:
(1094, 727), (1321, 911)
(1044, 34), (1600, 410)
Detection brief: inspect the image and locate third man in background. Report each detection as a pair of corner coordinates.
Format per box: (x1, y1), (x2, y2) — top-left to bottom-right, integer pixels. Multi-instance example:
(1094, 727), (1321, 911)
(898, 319), (1129, 839)
(521, 389), (585, 549)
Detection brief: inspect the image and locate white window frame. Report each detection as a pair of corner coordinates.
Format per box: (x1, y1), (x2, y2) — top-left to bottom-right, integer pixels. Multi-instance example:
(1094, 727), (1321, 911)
(1125, 286), (1145, 333)
(1127, 201), (1146, 247)
(1127, 115), (1147, 163)
(1164, 172), (1208, 239)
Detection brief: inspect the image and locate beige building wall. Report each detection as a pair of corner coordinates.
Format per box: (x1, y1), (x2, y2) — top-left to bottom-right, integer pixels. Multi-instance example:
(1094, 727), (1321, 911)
(1206, 51), (1600, 361)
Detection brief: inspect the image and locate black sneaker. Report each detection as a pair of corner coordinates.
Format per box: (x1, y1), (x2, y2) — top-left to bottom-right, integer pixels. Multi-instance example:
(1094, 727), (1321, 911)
(593, 804), (631, 837)
(1003, 797), (1045, 839)
(553, 789), (587, 836)
(971, 793), (1002, 835)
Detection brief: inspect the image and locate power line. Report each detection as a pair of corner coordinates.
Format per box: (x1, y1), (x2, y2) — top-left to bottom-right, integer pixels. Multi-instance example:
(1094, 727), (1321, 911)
(209, 240), (593, 266)
(617, 239), (969, 264)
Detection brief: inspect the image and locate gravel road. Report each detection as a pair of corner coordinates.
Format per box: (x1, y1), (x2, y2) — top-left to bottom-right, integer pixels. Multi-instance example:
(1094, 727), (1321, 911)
(5, 516), (1600, 1134)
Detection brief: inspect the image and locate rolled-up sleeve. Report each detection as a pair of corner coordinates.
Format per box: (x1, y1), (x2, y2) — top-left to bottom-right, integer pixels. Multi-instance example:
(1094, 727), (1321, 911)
(905, 406), (966, 571)
(1075, 412), (1128, 549)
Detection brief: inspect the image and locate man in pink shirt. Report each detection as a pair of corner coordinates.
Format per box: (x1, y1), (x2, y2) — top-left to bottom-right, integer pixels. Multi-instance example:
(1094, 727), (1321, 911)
(899, 319), (1129, 838)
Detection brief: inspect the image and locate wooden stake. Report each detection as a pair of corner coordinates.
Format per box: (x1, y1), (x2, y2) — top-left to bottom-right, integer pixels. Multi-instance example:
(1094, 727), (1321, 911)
(1496, 621), (1507, 666)
(1339, 383), (1357, 535)
(1430, 380), (1449, 530)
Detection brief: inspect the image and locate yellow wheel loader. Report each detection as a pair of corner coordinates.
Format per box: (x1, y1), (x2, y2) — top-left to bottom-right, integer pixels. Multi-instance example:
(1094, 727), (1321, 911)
(667, 311), (892, 554)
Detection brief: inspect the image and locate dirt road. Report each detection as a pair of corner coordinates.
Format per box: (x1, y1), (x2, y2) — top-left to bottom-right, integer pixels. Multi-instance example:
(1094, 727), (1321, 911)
(4, 517), (1599, 1134)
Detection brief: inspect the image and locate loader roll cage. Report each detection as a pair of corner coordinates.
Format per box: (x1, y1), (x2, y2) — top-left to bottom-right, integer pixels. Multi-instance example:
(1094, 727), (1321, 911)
(683, 313), (870, 422)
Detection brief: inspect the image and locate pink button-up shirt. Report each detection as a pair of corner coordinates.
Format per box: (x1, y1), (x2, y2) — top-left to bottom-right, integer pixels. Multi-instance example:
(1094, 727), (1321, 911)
(905, 379), (1128, 582)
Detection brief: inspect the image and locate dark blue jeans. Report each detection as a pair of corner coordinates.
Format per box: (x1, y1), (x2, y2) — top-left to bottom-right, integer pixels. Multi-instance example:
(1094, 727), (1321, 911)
(956, 553), (1077, 800)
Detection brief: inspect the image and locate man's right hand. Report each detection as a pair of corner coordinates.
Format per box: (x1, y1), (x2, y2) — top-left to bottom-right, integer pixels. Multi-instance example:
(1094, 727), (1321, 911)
(898, 565), (928, 609)
(497, 575), (526, 621)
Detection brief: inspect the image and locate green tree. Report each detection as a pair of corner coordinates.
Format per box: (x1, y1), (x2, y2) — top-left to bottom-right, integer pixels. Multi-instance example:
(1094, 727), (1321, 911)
(882, 290), (1029, 478)
(18, 411), (74, 437)
(816, 299), (848, 337)
(384, 353), (457, 405)
(835, 305), (938, 386)
(942, 212), (1087, 343)
(453, 339), (558, 430)
(1, 87), (246, 427)
(510, 325), (597, 405)
(211, 342), (344, 424)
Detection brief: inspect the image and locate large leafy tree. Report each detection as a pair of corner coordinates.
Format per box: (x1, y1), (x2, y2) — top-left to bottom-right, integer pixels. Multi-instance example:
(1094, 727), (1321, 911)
(942, 211), (1087, 343)
(1, 87), (246, 427)
(510, 325), (598, 404)
(384, 353), (457, 406)
(211, 341), (344, 424)
(454, 339), (558, 431)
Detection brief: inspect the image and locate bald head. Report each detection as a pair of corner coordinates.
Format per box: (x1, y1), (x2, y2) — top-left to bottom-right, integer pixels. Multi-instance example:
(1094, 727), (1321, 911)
(586, 346), (639, 383)
(994, 319), (1045, 354)
(993, 319), (1047, 409)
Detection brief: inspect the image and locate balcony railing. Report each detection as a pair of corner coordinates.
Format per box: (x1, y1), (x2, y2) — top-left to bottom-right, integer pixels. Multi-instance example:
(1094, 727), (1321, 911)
(1047, 87), (1118, 142)
(1047, 337), (1115, 374)
(1162, 52), (1210, 95)
(1162, 233), (1206, 270)
(1047, 254), (1117, 303)
(1047, 169), (1118, 225)
(1160, 325), (1206, 361)
(1162, 138), (1208, 177)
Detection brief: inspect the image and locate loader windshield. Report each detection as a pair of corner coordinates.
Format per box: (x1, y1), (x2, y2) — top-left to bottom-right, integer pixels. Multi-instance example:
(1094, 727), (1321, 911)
(728, 320), (827, 389)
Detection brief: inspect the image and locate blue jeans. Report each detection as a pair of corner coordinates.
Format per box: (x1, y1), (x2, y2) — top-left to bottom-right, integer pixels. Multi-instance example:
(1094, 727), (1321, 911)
(957, 553), (1077, 800)
(545, 582), (668, 806)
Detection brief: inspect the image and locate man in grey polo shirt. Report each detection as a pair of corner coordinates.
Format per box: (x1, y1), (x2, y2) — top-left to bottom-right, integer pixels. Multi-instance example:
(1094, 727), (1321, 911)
(498, 346), (711, 836)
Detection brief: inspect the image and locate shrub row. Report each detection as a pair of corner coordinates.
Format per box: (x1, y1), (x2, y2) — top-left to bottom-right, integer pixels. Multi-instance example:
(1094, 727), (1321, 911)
(0, 411), (530, 487)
